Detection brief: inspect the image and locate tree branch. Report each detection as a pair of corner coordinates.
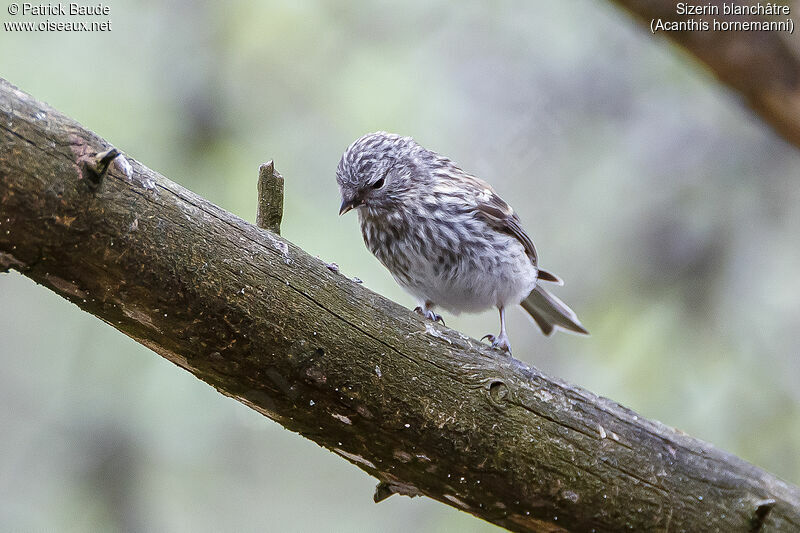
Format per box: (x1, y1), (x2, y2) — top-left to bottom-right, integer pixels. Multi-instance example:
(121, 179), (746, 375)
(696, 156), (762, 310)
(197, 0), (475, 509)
(1, 77), (799, 532)
(610, 0), (800, 149)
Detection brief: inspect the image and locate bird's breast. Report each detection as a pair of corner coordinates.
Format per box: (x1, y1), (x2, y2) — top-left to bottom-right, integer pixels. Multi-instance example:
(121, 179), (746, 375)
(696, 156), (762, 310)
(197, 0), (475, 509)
(358, 208), (536, 309)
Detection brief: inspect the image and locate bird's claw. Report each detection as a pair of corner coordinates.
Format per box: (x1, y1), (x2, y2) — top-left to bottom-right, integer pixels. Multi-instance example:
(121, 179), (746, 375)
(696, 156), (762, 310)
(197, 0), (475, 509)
(414, 306), (445, 326)
(481, 334), (511, 354)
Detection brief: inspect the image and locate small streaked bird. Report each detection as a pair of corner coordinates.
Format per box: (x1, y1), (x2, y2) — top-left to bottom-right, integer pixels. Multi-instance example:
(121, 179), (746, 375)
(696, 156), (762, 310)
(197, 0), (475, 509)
(336, 132), (587, 353)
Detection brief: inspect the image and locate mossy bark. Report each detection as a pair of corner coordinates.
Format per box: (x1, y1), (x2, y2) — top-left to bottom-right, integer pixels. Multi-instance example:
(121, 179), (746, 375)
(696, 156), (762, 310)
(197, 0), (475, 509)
(2, 77), (799, 532)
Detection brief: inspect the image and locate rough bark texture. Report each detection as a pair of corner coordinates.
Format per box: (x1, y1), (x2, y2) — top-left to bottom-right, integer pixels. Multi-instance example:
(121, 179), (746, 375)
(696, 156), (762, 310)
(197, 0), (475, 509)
(611, 0), (800, 149)
(1, 77), (800, 532)
(256, 160), (283, 234)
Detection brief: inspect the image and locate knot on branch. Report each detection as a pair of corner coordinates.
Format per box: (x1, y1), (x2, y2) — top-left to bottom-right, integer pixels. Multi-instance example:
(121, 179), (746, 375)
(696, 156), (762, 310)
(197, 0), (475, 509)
(750, 499), (776, 532)
(373, 479), (423, 503)
(0, 251), (27, 273)
(488, 380), (511, 408)
(80, 147), (120, 188)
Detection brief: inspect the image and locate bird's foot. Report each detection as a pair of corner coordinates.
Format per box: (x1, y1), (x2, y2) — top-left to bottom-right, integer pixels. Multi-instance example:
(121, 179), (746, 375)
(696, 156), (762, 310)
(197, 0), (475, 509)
(481, 333), (512, 354)
(414, 306), (445, 326)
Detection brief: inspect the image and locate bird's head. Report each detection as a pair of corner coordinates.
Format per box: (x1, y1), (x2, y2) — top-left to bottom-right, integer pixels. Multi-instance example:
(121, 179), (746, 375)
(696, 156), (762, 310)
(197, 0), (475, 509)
(336, 131), (421, 216)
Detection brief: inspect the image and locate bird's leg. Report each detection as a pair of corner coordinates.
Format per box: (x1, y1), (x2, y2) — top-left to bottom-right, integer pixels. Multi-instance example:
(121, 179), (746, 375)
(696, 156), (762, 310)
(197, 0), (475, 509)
(414, 300), (445, 325)
(482, 307), (511, 354)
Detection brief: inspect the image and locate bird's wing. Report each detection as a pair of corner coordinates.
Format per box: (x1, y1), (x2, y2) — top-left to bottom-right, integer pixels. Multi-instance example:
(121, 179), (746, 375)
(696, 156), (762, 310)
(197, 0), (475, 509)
(461, 174), (538, 265)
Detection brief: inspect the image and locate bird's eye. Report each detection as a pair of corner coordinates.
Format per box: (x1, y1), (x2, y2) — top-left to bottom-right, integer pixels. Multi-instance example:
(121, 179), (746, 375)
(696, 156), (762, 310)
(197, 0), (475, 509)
(372, 177), (385, 189)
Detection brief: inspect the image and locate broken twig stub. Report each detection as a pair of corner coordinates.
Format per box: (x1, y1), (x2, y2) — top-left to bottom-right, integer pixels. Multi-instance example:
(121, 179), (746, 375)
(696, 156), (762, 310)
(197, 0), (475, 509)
(256, 160), (284, 235)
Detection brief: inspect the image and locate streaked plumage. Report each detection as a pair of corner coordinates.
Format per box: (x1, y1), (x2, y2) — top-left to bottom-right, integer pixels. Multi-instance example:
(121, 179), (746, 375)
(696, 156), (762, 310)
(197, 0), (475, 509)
(336, 131), (587, 353)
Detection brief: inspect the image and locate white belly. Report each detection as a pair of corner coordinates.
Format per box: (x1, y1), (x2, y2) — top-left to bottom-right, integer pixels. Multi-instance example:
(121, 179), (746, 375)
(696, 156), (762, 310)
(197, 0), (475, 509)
(359, 208), (538, 314)
(397, 237), (539, 314)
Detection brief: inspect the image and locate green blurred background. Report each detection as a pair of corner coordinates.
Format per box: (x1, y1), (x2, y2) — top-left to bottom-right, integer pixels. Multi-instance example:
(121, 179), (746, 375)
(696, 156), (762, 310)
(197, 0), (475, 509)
(2, 1), (800, 531)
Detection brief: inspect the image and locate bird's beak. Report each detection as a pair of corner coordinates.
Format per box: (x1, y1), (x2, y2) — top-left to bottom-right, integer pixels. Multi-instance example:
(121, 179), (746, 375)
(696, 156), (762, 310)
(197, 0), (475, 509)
(339, 196), (361, 216)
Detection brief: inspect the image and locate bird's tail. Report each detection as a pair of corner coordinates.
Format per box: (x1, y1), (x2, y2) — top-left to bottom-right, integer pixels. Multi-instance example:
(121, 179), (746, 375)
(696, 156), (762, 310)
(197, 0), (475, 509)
(521, 284), (588, 336)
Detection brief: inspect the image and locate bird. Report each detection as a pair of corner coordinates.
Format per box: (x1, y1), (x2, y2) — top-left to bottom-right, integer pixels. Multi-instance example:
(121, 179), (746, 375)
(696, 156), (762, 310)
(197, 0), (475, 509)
(336, 132), (587, 354)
